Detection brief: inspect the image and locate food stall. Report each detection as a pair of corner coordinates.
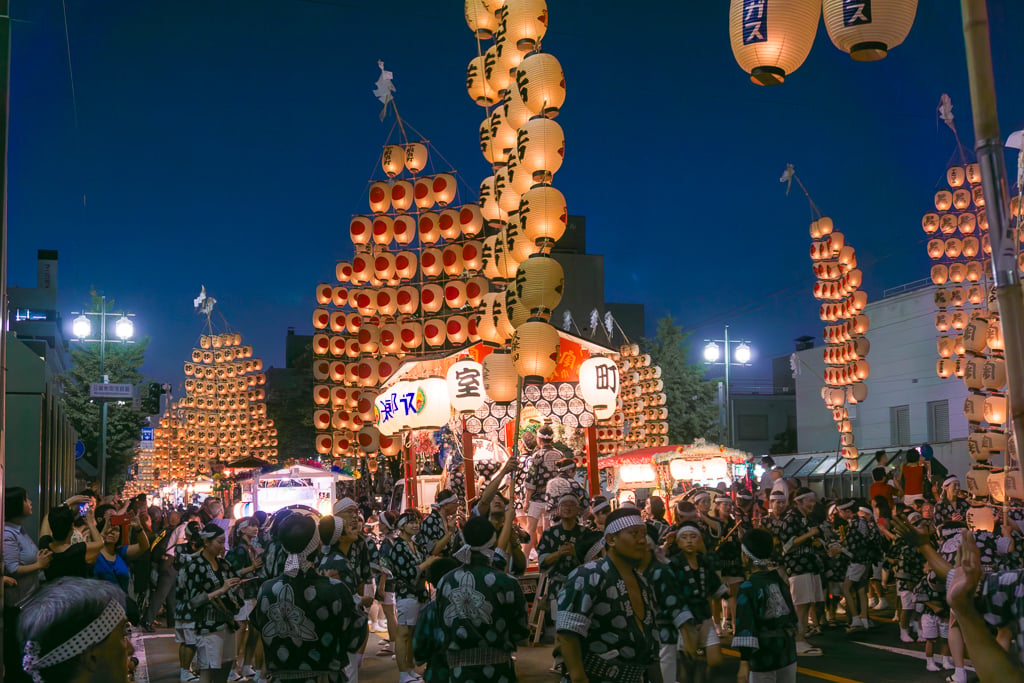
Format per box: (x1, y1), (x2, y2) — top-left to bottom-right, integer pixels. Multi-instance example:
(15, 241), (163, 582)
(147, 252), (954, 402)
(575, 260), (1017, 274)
(235, 463), (350, 517)
(597, 450), (660, 506)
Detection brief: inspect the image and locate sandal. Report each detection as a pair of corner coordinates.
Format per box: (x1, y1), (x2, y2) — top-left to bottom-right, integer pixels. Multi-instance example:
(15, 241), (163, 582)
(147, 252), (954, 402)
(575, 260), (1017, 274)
(805, 626), (822, 637)
(796, 642), (823, 656)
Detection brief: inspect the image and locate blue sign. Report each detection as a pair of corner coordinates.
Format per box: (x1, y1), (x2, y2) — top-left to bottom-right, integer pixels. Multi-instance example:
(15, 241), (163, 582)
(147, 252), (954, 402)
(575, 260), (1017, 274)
(843, 0), (871, 26)
(742, 0), (768, 45)
(75, 440), (86, 460)
(141, 428), (154, 442)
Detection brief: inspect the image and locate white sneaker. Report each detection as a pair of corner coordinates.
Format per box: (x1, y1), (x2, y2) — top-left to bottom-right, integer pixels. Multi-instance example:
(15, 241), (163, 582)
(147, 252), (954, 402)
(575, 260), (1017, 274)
(900, 630), (914, 643)
(180, 671), (200, 683)
(868, 597), (879, 608)
(875, 598), (890, 610)
(943, 657), (955, 670)
(241, 666), (258, 677)
(227, 672), (243, 682)
(926, 660), (942, 672)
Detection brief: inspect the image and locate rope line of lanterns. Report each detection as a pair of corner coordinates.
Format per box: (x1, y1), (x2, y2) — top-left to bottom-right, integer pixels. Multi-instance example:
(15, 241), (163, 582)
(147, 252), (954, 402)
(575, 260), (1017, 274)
(729, 0), (918, 86)
(153, 331), (278, 480)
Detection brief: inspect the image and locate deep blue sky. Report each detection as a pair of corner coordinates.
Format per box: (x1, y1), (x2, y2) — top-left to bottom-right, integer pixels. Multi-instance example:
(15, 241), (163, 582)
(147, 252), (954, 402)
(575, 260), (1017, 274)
(10, 1), (1024, 390)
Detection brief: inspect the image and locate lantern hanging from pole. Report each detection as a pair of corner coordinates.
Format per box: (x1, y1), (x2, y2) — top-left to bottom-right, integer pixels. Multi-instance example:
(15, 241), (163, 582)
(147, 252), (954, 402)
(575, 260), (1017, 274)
(466, 275), (488, 307)
(483, 350), (518, 403)
(467, 55), (498, 106)
(504, 78), (532, 130)
(419, 212), (441, 245)
(424, 319), (447, 347)
(501, 0), (548, 51)
(350, 216), (373, 245)
(421, 283), (444, 313)
(382, 145), (405, 177)
(369, 181), (391, 213)
(447, 359), (485, 414)
(511, 320), (560, 384)
(480, 176), (503, 222)
(462, 240), (484, 272)
(401, 320), (423, 350)
(380, 323), (402, 354)
(446, 315), (470, 344)
(417, 377), (452, 429)
(516, 52), (566, 118)
(484, 45), (513, 100)
(465, 0), (498, 38)
(432, 174), (457, 206)
(520, 185), (567, 246)
(495, 165), (522, 215)
(729, 0), (821, 86)
(405, 142), (428, 174)
(445, 280), (469, 309)
(460, 204), (485, 237)
(516, 116), (565, 185)
(505, 286), (531, 328)
(393, 215), (416, 245)
(438, 209), (462, 241)
(822, 0), (917, 62)
(515, 253), (564, 320)
(421, 248), (444, 278)
(413, 177), (435, 211)
(396, 286), (419, 314)
(390, 180), (413, 213)
(357, 425), (381, 454)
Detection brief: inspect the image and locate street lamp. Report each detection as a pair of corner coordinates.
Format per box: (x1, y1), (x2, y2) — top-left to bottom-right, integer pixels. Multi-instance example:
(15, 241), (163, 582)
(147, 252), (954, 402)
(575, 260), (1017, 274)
(702, 325), (754, 447)
(70, 296), (137, 496)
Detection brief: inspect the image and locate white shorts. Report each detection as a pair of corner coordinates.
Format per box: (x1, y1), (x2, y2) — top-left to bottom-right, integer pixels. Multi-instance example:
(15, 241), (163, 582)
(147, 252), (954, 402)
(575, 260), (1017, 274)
(898, 590), (917, 611)
(920, 613), (949, 640)
(396, 597), (422, 626)
(871, 564), (883, 581)
(175, 624), (197, 646)
(845, 563), (868, 583)
(789, 573), (824, 606)
(749, 661), (798, 683)
(235, 598), (255, 621)
(676, 618), (720, 649)
(528, 500), (546, 520)
(196, 627), (236, 668)
(382, 591), (396, 606)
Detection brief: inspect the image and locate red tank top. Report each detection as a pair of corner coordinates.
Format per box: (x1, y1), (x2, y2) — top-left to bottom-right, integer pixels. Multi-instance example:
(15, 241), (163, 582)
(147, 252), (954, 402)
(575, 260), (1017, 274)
(902, 463), (925, 496)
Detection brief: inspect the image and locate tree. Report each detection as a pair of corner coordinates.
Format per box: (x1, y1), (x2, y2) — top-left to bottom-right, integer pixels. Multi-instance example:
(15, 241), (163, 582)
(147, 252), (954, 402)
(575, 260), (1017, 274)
(61, 292), (150, 493)
(644, 315), (720, 445)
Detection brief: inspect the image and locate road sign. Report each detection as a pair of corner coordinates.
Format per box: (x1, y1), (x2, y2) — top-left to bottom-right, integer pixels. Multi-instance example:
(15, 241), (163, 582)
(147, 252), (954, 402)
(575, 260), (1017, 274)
(140, 427), (155, 450)
(75, 440), (86, 460)
(90, 383), (135, 400)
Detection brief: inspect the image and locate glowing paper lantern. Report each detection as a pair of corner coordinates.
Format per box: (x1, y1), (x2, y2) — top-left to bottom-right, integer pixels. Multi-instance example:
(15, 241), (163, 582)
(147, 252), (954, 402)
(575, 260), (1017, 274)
(390, 180), (413, 213)
(417, 377), (452, 429)
(421, 283), (444, 313)
(517, 116), (564, 185)
(447, 359), (486, 414)
(445, 280), (468, 309)
(438, 209), (462, 240)
(423, 318), (447, 347)
(483, 350), (518, 403)
(460, 204), (485, 237)
(504, 80), (532, 130)
(465, 0), (498, 38)
(405, 142), (428, 174)
(823, 0), (917, 61)
(382, 145), (405, 177)
(729, 0), (820, 85)
(446, 315), (470, 344)
(432, 174), (457, 206)
(369, 181), (391, 213)
(396, 286), (419, 314)
(443, 244), (465, 277)
(520, 185), (567, 246)
(401, 320), (423, 350)
(467, 55), (498, 106)
(516, 52), (566, 118)
(421, 248), (444, 278)
(511, 320), (560, 383)
(515, 253), (564, 319)
(413, 177), (435, 211)
(502, 0), (547, 51)
(462, 240), (484, 272)
(350, 216), (373, 245)
(579, 356), (620, 410)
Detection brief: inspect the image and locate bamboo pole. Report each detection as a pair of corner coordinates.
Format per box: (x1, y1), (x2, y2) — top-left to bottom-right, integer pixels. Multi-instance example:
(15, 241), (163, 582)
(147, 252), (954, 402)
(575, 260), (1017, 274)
(960, 0), (1024, 483)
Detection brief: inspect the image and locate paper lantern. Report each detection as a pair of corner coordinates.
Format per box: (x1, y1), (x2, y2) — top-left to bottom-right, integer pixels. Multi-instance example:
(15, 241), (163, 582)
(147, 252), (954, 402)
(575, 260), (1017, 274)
(312, 333), (330, 356)
(344, 363), (359, 385)
(396, 286), (419, 314)
(421, 284), (444, 313)
(377, 356), (398, 383)
(314, 384), (332, 406)
(350, 216), (373, 245)
(353, 289), (376, 316)
(315, 433), (333, 455)
(442, 244), (465, 277)
(421, 248), (444, 278)
(516, 52), (566, 118)
(351, 253), (372, 284)
(446, 315), (470, 344)
(465, 0), (498, 38)
(404, 142), (428, 174)
(505, 286), (530, 328)
(484, 350), (518, 403)
(418, 212), (441, 245)
(447, 359), (486, 414)
(369, 181), (391, 213)
(480, 116), (497, 165)
(517, 116), (564, 185)
(401, 320), (423, 350)
(445, 280), (468, 309)
(481, 235), (501, 279)
(484, 44), (513, 99)
(502, 0), (547, 51)
(952, 188), (971, 210)
(460, 204), (485, 237)
(467, 54), (498, 106)
(424, 318), (447, 347)
(729, 0), (820, 85)
(376, 288), (398, 317)
(495, 166), (522, 215)
(358, 358), (379, 388)
(936, 358), (955, 378)
(515, 253), (564, 319)
(479, 175), (503, 222)
(466, 275), (488, 307)
(412, 177), (435, 211)
(345, 314), (362, 334)
(316, 283), (334, 305)
(382, 144), (405, 177)
(988, 318), (1004, 351)
(823, 0), (917, 61)
(344, 337), (361, 358)
(490, 107), (518, 162)
(579, 356), (619, 410)
(313, 309), (330, 330)
(983, 358), (1006, 392)
(379, 323), (402, 354)
(432, 174), (457, 206)
(934, 190), (953, 211)
(391, 251), (415, 281)
(374, 252), (397, 281)
(390, 180), (413, 213)
(476, 298), (500, 345)
(494, 230), (523, 280)
(508, 213), (541, 262)
(357, 425), (380, 454)
(520, 185), (567, 246)
(511, 320), (560, 383)
(462, 240), (484, 272)
(438, 209), (462, 241)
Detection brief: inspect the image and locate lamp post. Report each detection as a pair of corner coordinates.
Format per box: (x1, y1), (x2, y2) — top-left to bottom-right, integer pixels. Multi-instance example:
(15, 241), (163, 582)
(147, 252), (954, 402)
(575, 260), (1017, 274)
(71, 295), (136, 496)
(702, 325), (753, 447)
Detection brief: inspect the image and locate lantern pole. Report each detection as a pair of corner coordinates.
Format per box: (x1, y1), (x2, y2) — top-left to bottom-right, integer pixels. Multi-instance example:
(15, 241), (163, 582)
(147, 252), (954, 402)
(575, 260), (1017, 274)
(462, 416), (476, 505)
(585, 425), (600, 496)
(960, 0), (1024, 484)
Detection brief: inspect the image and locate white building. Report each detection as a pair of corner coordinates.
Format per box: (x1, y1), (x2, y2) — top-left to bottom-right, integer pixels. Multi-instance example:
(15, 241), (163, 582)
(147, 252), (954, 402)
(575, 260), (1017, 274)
(793, 279), (974, 481)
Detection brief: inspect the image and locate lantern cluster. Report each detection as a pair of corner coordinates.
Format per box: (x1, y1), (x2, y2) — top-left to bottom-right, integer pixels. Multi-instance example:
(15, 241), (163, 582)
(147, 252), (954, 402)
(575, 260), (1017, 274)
(925, 162), (1007, 466)
(466, 0), (567, 389)
(152, 332), (278, 481)
(590, 343), (669, 455)
(809, 216), (870, 464)
(730, 0), (917, 85)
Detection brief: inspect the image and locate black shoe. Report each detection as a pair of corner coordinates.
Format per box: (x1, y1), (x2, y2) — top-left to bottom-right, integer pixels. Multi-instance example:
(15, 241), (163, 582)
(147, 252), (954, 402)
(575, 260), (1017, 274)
(141, 622), (155, 633)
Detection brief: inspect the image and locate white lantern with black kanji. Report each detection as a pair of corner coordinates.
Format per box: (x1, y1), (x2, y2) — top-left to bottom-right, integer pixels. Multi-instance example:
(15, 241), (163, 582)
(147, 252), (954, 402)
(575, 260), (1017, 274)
(823, 0), (917, 62)
(729, 0), (820, 85)
(579, 356), (620, 411)
(447, 359), (486, 414)
(516, 52), (566, 118)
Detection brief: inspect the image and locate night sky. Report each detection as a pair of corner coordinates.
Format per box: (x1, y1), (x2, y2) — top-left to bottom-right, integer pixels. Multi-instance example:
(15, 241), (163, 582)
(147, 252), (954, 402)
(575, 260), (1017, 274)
(10, 1), (1024, 392)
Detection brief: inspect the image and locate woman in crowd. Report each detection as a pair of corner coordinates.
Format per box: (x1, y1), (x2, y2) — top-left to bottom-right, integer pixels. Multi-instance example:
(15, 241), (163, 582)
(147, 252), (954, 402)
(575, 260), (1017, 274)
(224, 517), (262, 681)
(385, 509), (438, 683)
(4, 487), (51, 683)
(39, 506), (104, 582)
(18, 577), (133, 683)
(93, 511), (150, 623)
(176, 523), (243, 683)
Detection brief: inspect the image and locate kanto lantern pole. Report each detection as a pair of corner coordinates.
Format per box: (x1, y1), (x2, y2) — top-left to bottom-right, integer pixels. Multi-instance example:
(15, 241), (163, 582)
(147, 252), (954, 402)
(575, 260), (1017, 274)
(462, 418), (475, 505)
(961, 0), (1024, 483)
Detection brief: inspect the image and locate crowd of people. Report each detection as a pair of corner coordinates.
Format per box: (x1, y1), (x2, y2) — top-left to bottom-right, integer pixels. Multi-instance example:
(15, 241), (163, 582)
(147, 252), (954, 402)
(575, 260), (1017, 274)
(4, 434), (1024, 683)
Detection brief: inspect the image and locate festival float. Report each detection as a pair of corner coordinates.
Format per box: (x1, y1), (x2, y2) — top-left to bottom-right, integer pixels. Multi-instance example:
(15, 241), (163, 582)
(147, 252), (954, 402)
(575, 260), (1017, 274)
(312, 0), (671, 511)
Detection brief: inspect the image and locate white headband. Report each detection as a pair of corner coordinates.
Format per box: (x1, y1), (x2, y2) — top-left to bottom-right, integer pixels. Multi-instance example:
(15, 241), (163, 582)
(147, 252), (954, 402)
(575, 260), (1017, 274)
(558, 493), (580, 506)
(23, 599), (126, 683)
(591, 499), (610, 514)
(795, 492), (816, 502)
(583, 537), (606, 562)
(432, 492), (458, 509)
(557, 462), (576, 472)
(284, 529), (322, 577)
(327, 515), (345, 546)
(334, 497), (358, 514)
(741, 544), (770, 567)
(858, 507), (873, 516)
(453, 534), (497, 565)
(604, 512), (645, 537)
(691, 492), (710, 503)
(943, 476), (960, 489)
(715, 496), (732, 504)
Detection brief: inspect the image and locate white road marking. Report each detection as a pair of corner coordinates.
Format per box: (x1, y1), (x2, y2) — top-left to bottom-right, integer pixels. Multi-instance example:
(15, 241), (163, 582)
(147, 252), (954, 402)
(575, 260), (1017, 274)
(853, 641), (975, 671)
(130, 630), (150, 683)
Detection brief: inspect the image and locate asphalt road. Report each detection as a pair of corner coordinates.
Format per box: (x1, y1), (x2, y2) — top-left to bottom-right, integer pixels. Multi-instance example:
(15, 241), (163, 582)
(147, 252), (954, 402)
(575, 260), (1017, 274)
(133, 618), (973, 683)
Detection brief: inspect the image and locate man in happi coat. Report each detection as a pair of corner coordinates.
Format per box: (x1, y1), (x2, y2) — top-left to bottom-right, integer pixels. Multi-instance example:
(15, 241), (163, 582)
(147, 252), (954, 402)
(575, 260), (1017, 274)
(556, 507), (659, 683)
(416, 489), (461, 558)
(250, 511), (367, 683)
(544, 459), (590, 520)
(433, 516), (529, 683)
